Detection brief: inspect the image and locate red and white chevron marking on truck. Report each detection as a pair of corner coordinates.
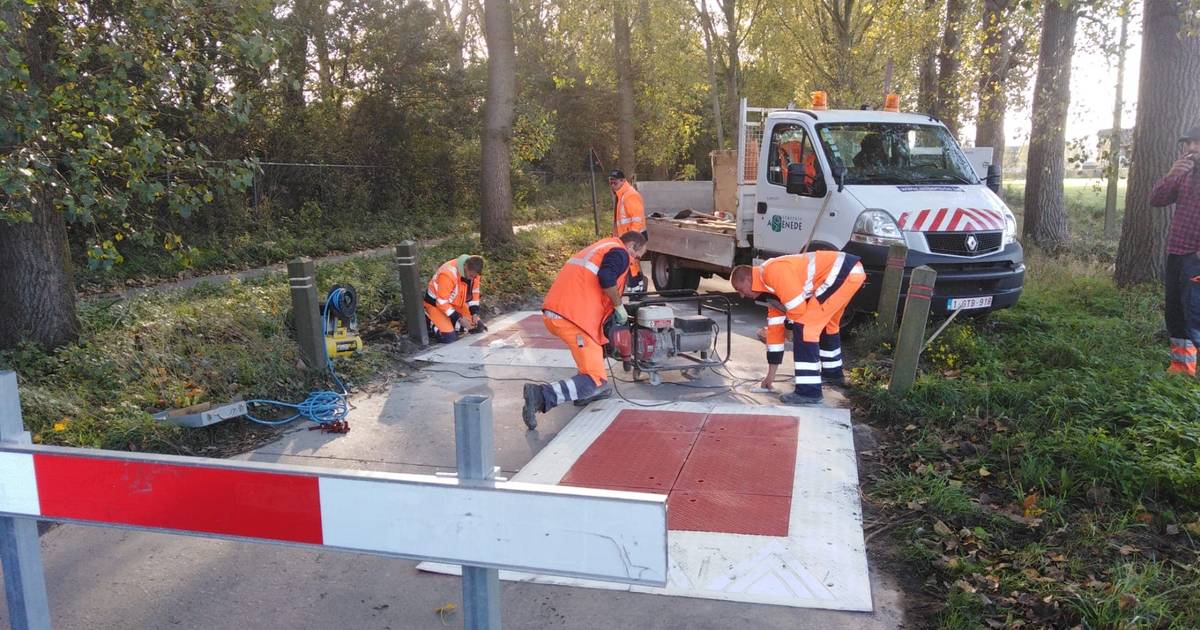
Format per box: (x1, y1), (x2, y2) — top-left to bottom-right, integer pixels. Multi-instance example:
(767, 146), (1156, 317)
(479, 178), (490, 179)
(897, 207), (1005, 232)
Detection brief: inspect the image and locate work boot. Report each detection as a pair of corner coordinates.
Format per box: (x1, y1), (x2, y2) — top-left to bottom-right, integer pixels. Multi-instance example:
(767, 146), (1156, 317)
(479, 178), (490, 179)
(573, 385), (613, 407)
(522, 384), (543, 430)
(780, 391), (823, 406)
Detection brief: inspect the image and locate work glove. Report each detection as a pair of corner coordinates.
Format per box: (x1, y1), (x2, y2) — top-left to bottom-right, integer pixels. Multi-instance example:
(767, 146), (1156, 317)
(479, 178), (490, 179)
(470, 320), (487, 334)
(627, 274), (647, 296)
(614, 304), (629, 325)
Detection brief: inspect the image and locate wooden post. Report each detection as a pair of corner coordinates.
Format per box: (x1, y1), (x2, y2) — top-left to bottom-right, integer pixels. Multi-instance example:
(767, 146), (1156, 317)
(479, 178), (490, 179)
(876, 243), (908, 337)
(288, 259), (328, 370)
(395, 241), (429, 346)
(890, 265), (936, 394)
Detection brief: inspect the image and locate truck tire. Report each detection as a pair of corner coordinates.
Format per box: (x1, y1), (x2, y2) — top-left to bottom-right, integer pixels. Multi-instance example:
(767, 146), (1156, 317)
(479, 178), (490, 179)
(651, 253), (701, 292)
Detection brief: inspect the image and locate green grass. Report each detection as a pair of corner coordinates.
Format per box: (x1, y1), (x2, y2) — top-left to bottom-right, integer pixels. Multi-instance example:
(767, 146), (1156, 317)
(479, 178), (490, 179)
(1, 218), (598, 454)
(73, 182), (595, 291)
(849, 252), (1200, 628)
(1003, 177), (1127, 261)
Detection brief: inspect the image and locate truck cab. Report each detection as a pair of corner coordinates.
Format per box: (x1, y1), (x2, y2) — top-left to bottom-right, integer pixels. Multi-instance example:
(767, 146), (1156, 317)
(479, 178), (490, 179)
(747, 106), (1024, 314)
(641, 98), (1024, 315)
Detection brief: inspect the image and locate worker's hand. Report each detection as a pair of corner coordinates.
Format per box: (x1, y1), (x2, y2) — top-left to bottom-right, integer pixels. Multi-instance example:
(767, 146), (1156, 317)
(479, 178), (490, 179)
(1169, 157), (1195, 178)
(469, 320), (487, 334)
(614, 304), (629, 325)
(759, 376), (774, 390)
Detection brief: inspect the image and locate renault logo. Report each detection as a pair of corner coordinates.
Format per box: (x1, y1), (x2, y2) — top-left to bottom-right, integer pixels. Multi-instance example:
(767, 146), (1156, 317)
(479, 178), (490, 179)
(965, 234), (979, 252)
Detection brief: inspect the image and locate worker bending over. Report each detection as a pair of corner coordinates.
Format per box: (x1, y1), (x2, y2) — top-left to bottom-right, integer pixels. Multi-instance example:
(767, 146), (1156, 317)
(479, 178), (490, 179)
(522, 231), (648, 429)
(609, 170), (646, 238)
(424, 255), (485, 343)
(731, 251), (865, 405)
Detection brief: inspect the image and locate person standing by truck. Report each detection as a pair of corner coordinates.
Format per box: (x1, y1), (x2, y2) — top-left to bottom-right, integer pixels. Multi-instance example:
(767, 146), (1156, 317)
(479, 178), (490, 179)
(731, 252), (866, 405)
(522, 231), (648, 429)
(1154, 125), (1200, 377)
(609, 170), (646, 238)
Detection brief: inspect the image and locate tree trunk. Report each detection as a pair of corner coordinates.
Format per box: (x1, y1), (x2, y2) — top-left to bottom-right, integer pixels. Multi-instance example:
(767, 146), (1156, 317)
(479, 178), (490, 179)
(722, 0), (740, 155)
(917, 0), (940, 114)
(1103, 4), (1130, 239)
(282, 0), (310, 111)
(312, 0), (334, 104)
(0, 200), (80, 351)
(1022, 0), (1077, 247)
(696, 0), (725, 149)
(1114, 0), (1200, 285)
(936, 0), (968, 136)
(613, 0), (637, 180)
(480, 0), (516, 247)
(974, 0), (1011, 173)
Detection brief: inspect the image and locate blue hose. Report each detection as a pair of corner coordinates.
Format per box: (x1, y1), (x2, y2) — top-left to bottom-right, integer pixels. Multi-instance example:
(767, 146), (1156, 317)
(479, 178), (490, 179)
(245, 363), (350, 427)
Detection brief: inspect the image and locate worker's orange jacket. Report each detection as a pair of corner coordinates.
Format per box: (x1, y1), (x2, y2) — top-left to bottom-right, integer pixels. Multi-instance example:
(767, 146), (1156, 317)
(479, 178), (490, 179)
(613, 182), (646, 236)
(754, 252), (865, 355)
(425, 258), (481, 327)
(543, 237), (634, 345)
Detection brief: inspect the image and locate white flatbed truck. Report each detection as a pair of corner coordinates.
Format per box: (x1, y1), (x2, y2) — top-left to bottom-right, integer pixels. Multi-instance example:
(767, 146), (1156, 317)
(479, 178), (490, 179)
(640, 99), (1025, 314)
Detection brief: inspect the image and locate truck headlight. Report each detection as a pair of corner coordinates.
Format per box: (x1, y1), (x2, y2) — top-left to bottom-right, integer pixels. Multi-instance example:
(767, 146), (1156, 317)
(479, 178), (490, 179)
(850, 209), (904, 246)
(1002, 209), (1018, 246)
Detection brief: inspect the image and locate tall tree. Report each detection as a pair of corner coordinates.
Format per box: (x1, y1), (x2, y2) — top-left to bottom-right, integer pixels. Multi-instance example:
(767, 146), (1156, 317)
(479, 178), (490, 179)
(0, 0), (265, 351)
(1102, 0), (1131, 239)
(918, 0), (942, 113)
(613, 0), (637, 179)
(480, 0), (517, 247)
(1022, 0), (1078, 247)
(935, 0), (969, 135)
(1114, 0), (1200, 285)
(693, 0), (725, 149)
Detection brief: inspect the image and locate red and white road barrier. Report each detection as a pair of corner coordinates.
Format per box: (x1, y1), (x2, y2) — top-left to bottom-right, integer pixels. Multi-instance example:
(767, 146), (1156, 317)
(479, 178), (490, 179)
(0, 444), (667, 584)
(0, 372), (666, 630)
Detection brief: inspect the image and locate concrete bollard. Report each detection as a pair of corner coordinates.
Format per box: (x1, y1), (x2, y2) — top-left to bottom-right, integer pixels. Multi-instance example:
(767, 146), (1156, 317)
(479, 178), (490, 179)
(395, 241), (429, 346)
(889, 265), (936, 395)
(455, 396), (501, 630)
(288, 259), (328, 370)
(876, 243), (908, 337)
(0, 371), (52, 630)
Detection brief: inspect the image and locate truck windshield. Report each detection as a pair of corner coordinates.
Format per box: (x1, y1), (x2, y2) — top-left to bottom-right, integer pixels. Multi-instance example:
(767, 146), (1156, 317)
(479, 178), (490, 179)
(814, 123), (979, 186)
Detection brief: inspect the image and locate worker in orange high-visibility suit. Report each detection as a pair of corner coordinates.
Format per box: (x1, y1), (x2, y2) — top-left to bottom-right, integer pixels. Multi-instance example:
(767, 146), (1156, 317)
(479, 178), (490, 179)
(779, 139), (817, 189)
(522, 231), (648, 429)
(424, 255), (485, 343)
(731, 252), (866, 405)
(608, 170), (646, 238)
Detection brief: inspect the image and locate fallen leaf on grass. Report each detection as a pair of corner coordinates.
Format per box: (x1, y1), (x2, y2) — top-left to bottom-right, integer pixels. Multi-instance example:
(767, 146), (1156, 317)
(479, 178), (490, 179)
(934, 520), (953, 536)
(1119, 593), (1139, 610)
(1185, 521), (1200, 536)
(904, 424), (917, 431)
(1117, 544), (1138, 556)
(1166, 524), (1180, 535)
(953, 579), (976, 593)
(978, 466), (991, 477)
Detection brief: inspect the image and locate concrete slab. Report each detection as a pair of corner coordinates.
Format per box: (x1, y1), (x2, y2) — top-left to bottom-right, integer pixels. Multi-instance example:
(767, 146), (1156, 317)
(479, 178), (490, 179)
(2, 275), (901, 629)
(418, 399), (872, 612)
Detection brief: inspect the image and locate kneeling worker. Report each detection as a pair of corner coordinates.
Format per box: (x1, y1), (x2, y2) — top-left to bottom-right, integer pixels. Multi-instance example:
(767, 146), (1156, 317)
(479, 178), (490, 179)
(522, 231), (648, 429)
(424, 255), (485, 343)
(731, 251), (866, 405)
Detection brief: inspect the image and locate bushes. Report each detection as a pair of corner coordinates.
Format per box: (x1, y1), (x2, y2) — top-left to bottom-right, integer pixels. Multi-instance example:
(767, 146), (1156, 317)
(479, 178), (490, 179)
(850, 255), (1200, 627)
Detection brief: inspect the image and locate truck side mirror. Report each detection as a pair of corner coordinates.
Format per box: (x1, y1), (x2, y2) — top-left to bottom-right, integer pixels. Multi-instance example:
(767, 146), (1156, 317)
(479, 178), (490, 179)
(985, 163), (1002, 194)
(830, 159), (847, 193)
(785, 163), (825, 197)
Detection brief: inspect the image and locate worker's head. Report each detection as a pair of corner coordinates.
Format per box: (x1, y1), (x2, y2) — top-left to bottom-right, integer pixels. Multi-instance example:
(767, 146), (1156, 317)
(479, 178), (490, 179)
(608, 169), (626, 193)
(619, 230), (648, 260)
(730, 265), (756, 298)
(464, 256), (484, 280)
(1181, 125), (1200, 157)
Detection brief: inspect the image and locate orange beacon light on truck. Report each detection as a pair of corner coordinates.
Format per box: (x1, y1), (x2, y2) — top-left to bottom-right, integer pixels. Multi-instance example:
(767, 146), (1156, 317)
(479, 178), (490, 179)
(810, 91), (828, 110)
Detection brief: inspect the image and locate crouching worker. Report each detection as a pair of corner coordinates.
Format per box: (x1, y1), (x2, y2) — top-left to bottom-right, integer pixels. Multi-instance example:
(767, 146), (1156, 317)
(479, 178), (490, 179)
(522, 231), (648, 429)
(731, 251), (865, 405)
(424, 255), (485, 343)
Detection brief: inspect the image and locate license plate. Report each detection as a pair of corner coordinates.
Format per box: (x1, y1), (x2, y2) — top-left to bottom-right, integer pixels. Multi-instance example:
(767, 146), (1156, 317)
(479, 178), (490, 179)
(947, 296), (992, 311)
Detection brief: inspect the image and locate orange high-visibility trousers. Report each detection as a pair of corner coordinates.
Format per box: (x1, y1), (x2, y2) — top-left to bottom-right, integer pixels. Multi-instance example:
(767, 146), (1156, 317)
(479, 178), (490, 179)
(796, 270), (866, 343)
(543, 314), (607, 386)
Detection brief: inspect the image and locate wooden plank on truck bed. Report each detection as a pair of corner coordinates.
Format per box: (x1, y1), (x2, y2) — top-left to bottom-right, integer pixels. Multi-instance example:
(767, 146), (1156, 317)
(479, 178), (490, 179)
(647, 218), (737, 269)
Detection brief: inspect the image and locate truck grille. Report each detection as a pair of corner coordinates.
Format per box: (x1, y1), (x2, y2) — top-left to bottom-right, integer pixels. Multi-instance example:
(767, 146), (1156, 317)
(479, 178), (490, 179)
(924, 231), (1002, 256)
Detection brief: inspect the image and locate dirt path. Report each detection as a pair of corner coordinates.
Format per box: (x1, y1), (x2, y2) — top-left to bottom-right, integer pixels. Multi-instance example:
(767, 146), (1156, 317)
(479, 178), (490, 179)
(86, 218), (574, 302)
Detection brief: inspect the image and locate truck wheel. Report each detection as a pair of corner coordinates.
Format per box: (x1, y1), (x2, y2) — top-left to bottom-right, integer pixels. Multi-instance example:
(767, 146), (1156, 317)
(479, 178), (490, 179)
(652, 254), (701, 292)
